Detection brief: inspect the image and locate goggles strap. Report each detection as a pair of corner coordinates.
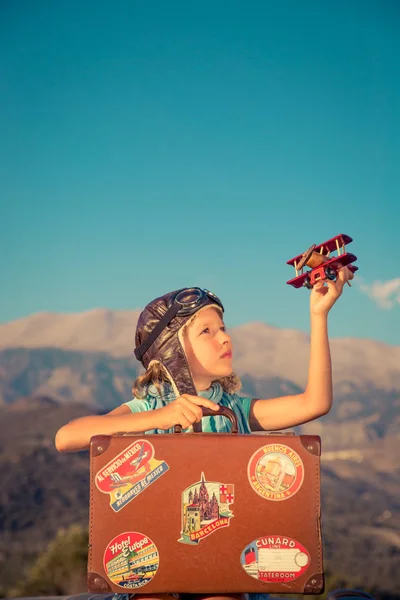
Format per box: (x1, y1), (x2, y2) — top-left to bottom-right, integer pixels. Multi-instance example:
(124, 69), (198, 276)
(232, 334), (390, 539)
(134, 303), (181, 361)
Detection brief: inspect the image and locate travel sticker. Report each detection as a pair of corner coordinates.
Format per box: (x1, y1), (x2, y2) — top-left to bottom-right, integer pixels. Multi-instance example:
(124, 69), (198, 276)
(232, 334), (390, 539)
(241, 536), (310, 583)
(95, 439), (169, 512)
(104, 532), (159, 589)
(178, 472), (234, 545)
(247, 444), (304, 501)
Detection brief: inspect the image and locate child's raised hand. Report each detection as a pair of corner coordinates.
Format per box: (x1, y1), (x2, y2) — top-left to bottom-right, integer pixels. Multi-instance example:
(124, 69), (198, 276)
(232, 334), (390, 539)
(155, 394), (219, 430)
(310, 266), (354, 316)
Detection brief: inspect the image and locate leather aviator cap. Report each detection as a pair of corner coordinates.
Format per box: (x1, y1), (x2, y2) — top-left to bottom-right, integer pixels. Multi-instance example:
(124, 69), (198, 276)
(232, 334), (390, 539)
(134, 288), (224, 397)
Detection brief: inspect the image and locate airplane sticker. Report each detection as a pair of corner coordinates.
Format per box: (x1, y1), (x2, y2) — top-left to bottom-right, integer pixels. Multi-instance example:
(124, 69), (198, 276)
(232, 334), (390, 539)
(95, 439), (169, 512)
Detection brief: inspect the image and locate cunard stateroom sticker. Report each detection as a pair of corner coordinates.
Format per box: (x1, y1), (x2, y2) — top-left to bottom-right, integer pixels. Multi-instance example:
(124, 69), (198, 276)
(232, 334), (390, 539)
(247, 444), (304, 501)
(104, 532), (159, 589)
(240, 536), (310, 583)
(95, 439), (169, 512)
(178, 472), (234, 545)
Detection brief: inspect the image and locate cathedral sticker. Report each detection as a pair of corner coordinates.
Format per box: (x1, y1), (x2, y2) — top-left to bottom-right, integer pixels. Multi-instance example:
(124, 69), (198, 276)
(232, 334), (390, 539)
(247, 444), (304, 501)
(178, 472), (234, 545)
(95, 439), (169, 512)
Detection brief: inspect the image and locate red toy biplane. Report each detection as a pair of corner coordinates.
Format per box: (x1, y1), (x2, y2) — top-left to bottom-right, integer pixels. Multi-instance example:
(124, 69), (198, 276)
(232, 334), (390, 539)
(286, 233), (358, 289)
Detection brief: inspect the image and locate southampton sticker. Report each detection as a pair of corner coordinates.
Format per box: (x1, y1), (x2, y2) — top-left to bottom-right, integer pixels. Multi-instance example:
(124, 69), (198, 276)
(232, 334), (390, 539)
(178, 472), (234, 545)
(247, 444), (304, 501)
(104, 532), (159, 589)
(95, 439), (169, 511)
(241, 536), (310, 583)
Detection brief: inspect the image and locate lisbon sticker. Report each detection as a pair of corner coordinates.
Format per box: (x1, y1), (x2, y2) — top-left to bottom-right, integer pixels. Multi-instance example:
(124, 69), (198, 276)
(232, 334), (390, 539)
(95, 439), (169, 512)
(178, 472), (234, 545)
(241, 536), (310, 583)
(104, 532), (159, 589)
(247, 444), (304, 501)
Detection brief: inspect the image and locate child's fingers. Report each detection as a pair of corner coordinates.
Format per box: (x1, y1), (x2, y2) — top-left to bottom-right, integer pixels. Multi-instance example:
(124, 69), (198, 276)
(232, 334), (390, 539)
(336, 266), (353, 291)
(338, 265), (353, 280)
(174, 397), (202, 422)
(312, 281), (327, 293)
(177, 412), (192, 429)
(184, 394), (220, 411)
(346, 268), (355, 286)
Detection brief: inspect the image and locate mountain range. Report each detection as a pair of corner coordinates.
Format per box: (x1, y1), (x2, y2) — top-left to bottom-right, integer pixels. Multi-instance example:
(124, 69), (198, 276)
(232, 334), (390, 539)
(0, 309), (399, 450)
(1, 309), (399, 391)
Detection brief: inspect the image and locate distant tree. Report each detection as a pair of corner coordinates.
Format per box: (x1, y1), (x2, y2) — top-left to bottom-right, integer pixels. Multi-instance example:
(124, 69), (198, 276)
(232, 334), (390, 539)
(7, 524), (88, 597)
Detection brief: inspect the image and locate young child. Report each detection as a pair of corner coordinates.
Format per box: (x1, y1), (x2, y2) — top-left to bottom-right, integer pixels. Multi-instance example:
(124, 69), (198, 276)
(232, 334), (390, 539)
(55, 268), (353, 600)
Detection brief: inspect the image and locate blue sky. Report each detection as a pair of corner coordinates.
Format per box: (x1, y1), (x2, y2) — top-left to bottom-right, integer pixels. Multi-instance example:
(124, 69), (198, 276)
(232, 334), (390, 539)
(1, 0), (399, 345)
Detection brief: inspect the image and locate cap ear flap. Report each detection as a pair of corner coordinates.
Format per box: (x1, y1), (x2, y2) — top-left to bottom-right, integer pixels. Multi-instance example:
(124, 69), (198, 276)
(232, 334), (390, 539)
(156, 329), (198, 397)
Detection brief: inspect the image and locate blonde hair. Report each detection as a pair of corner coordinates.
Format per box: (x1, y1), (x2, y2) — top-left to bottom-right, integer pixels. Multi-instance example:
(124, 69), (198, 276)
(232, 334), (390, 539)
(131, 362), (241, 399)
(132, 361), (170, 399)
(132, 310), (241, 398)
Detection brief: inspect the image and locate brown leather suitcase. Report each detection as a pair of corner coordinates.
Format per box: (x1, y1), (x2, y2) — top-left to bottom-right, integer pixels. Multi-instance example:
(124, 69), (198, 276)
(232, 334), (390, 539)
(87, 408), (324, 595)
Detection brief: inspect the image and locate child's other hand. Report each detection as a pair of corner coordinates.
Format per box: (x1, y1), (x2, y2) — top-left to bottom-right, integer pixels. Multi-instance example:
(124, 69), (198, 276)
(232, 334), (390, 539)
(310, 266), (354, 316)
(155, 394), (219, 430)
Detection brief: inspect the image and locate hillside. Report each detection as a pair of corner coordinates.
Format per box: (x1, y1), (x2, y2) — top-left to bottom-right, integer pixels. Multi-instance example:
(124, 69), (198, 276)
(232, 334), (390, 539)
(0, 309), (399, 391)
(0, 345), (399, 451)
(0, 398), (399, 595)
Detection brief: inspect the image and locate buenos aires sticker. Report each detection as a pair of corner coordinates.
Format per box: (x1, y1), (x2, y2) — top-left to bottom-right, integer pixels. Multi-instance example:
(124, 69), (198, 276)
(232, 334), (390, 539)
(247, 444), (304, 501)
(241, 536), (310, 583)
(104, 532), (159, 589)
(95, 439), (169, 512)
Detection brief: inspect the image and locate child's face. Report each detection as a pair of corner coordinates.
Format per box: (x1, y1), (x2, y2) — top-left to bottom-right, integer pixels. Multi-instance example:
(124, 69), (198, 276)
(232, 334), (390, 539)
(182, 306), (233, 391)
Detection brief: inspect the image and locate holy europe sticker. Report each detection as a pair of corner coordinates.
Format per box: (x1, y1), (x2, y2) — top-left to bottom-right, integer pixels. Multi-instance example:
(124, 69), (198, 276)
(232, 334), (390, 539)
(247, 444), (304, 501)
(240, 536), (310, 583)
(103, 532), (159, 589)
(95, 439), (169, 512)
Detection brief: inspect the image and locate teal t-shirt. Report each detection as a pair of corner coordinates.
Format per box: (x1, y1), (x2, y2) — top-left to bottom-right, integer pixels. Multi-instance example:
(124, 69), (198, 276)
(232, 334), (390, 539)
(124, 381), (252, 434)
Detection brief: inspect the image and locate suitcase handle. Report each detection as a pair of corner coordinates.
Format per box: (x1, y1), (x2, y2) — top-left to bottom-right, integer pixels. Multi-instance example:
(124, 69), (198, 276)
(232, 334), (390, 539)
(174, 405), (239, 434)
